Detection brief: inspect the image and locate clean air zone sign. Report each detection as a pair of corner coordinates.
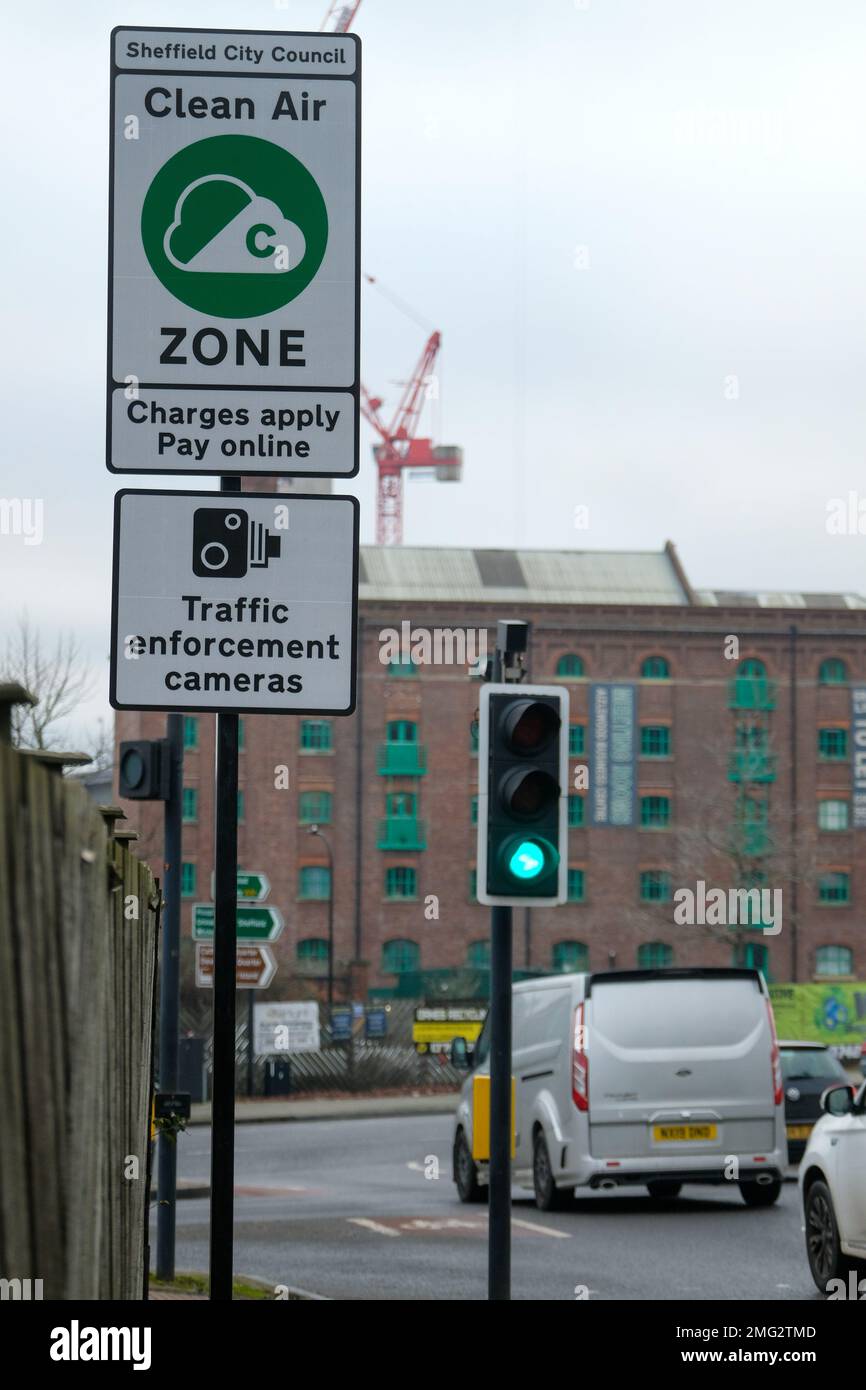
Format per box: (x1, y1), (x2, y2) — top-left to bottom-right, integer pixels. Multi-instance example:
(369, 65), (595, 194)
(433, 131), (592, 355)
(108, 27), (360, 476)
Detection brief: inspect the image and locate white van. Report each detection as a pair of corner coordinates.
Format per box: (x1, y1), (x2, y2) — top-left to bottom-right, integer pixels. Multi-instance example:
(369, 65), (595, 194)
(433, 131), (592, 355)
(452, 967), (787, 1209)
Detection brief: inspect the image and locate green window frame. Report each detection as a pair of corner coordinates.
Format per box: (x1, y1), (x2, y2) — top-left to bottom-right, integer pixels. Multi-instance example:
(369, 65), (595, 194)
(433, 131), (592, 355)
(818, 872), (850, 904)
(298, 866), (331, 900)
(735, 723), (768, 751)
(469, 868), (477, 899)
(299, 790), (333, 825)
(300, 720), (333, 752)
(569, 724), (586, 756)
(640, 796), (671, 828)
(739, 658), (766, 679)
(818, 799), (849, 832)
(387, 658), (417, 678)
(182, 787), (198, 823)
(818, 658), (847, 686)
(181, 862), (196, 897)
(640, 726), (670, 758)
(237, 790), (245, 823)
(567, 868), (585, 902)
(382, 938), (420, 973)
(385, 866), (417, 899)
(387, 719), (417, 744)
(553, 940), (589, 973)
(470, 720), (479, 755)
(387, 791), (416, 818)
(640, 870), (671, 902)
(641, 655), (670, 680)
(237, 717), (245, 750)
(183, 716), (199, 750)
(818, 728), (848, 760)
(297, 937), (328, 964)
(637, 941), (672, 968)
(470, 794), (478, 825)
(556, 653), (585, 677)
(815, 945), (853, 976)
(467, 940), (490, 968)
(568, 794), (585, 827)
(739, 942), (769, 976)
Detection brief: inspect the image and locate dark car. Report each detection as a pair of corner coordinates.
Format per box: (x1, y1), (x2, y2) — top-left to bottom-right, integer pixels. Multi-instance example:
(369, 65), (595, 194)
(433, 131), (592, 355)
(780, 1041), (849, 1163)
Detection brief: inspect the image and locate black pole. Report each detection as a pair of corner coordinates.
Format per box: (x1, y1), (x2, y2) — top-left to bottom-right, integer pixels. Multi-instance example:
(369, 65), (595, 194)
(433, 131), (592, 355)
(156, 712), (183, 1280)
(209, 476), (240, 1301)
(247, 989), (256, 1098)
(488, 904), (513, 1300)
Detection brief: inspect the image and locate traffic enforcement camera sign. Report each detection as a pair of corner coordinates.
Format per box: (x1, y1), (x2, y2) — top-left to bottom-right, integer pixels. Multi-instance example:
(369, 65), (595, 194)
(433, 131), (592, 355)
(109, 490), (359, 714)
(108, 27), (360, 476)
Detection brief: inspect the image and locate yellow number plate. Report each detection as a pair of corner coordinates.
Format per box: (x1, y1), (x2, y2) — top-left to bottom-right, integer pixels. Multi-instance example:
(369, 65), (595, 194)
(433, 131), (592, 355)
(786, 1124), (813, 1140)
(653, 1124), (717, 1142)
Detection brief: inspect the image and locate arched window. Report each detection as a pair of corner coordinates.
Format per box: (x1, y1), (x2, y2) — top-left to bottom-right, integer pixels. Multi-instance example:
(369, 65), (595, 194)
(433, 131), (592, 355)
(467, 940), (490, 968)
(381, 939), (420, 973)
(387, 719), (417, 743)
(815, 945), (853, 976)
(637, 941), (673, 968)
(818, 658), (847, 686)
(556, 653), (585, 677)
(738, 658), (766, 679)
(641, 655), (670, 679)
(552, 941), (589, 973)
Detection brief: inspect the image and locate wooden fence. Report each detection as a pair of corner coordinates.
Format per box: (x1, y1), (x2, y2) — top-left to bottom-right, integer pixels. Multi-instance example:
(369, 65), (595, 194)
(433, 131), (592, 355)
(0, 742), (159, 1299)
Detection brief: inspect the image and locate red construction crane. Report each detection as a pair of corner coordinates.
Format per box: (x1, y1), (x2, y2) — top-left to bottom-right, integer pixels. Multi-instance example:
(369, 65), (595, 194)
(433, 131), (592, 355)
(360, 325), (462, 546)
(320, 2), (363, 32)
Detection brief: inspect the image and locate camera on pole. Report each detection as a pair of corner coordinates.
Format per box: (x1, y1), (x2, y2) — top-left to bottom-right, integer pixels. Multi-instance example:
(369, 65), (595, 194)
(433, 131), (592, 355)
(118, 738), (170, 800)
(476, 683), (569, 906)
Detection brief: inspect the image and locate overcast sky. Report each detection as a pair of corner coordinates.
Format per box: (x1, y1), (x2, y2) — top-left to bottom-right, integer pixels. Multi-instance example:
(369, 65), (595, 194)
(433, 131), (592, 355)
(3, 0), (866, 743)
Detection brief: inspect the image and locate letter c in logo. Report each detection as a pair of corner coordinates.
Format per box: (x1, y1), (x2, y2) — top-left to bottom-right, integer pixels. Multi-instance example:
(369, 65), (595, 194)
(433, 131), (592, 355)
(246, 222), (277, 258)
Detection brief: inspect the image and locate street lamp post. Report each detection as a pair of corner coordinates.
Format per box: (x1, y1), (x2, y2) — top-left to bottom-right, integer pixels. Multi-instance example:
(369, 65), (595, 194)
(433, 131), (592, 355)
(307, 824), (334, 1011)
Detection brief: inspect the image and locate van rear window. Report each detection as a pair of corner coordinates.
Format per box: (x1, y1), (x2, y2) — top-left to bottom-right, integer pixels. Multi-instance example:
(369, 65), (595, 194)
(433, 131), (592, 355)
(591, 977), (764, 1048)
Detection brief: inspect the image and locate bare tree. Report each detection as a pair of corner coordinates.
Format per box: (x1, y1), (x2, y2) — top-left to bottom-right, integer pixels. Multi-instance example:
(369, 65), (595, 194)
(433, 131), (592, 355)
(1, 614), (97, 750)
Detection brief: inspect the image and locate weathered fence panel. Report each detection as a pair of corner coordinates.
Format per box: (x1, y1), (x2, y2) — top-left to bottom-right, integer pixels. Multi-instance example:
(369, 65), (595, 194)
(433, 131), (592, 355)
(0, 745), (159, 1299)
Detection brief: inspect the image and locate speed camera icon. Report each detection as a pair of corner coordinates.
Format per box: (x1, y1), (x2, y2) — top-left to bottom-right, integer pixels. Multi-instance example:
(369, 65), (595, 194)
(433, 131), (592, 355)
(192, 508), (281, 579)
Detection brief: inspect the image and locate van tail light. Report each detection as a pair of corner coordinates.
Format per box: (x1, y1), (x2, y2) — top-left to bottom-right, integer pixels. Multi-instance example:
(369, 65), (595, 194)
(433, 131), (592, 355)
(572, 1003), (589, 1111)
(766, 999), (783, 1106)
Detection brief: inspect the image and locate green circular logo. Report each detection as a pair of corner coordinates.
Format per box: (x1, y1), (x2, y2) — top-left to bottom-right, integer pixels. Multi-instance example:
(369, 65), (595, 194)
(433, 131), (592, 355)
(141, 135), (328, 318)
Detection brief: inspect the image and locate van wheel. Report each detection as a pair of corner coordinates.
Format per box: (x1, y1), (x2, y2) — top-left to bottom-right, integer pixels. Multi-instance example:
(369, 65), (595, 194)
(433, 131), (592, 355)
(739, 1178), (781, 1208)
(805, 1180), (853, 1292)
(454, 1130), (486, 1204)
(533, 1131), (570, 1211)
(647, 1180), (682, 1200)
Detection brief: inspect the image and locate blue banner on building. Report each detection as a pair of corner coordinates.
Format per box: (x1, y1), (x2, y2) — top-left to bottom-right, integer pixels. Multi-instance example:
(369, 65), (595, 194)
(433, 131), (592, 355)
(852, 685), (866, 828)
(589, 683), (637, 826)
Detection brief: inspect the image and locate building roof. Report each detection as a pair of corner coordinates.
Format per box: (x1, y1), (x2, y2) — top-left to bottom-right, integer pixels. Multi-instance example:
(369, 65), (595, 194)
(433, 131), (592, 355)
(358, 542), (866, 610)
(359, 544), (690, 606)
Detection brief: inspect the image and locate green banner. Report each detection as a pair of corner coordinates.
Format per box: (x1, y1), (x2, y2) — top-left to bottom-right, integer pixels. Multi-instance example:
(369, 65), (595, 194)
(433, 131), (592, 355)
(769, 982), (866, 1056)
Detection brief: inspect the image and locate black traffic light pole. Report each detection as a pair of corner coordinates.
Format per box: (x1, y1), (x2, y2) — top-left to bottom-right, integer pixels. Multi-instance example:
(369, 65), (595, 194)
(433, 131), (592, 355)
(209, 476), (241, 1301)
(488, 633), (513, 1301)
(156, 712), (183, 1280)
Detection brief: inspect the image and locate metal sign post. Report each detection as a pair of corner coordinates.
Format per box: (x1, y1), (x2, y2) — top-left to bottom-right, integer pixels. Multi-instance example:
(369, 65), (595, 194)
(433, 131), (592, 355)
(155, 711), (183, 1280)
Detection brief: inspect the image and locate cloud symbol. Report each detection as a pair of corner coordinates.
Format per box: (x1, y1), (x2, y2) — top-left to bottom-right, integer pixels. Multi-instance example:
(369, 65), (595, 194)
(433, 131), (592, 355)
(164, 175), (306, 275)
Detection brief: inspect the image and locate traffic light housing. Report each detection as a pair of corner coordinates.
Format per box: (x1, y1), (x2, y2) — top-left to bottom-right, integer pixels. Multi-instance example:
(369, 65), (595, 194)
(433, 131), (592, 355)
(118, 738), (169, 800)
(476, 684), (569, 905)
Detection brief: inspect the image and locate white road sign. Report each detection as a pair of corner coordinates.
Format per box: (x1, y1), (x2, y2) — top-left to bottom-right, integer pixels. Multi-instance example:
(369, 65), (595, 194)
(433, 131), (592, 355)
(254, 1001), (320, 1055)
(110, 489), (359, 714)
(108, 27), (360, 476)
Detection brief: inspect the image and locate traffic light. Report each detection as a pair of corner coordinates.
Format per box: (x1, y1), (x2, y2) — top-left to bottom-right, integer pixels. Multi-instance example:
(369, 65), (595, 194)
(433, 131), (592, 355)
(118, 738), (170, 800)
(476, 684), (569, 905)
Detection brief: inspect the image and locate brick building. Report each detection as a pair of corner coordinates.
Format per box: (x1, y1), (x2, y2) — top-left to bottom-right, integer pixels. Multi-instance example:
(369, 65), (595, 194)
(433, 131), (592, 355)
(116, 538), (866, 998)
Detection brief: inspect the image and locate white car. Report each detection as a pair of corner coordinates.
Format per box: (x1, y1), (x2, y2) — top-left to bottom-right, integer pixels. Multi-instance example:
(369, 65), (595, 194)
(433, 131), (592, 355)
(799, 1079), (866, 1293)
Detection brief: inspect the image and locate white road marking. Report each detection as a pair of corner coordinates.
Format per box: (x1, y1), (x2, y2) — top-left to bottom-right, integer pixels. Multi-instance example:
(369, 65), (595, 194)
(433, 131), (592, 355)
(348, 1218), (401, 1238)
(511, 1216), (571, 1239)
